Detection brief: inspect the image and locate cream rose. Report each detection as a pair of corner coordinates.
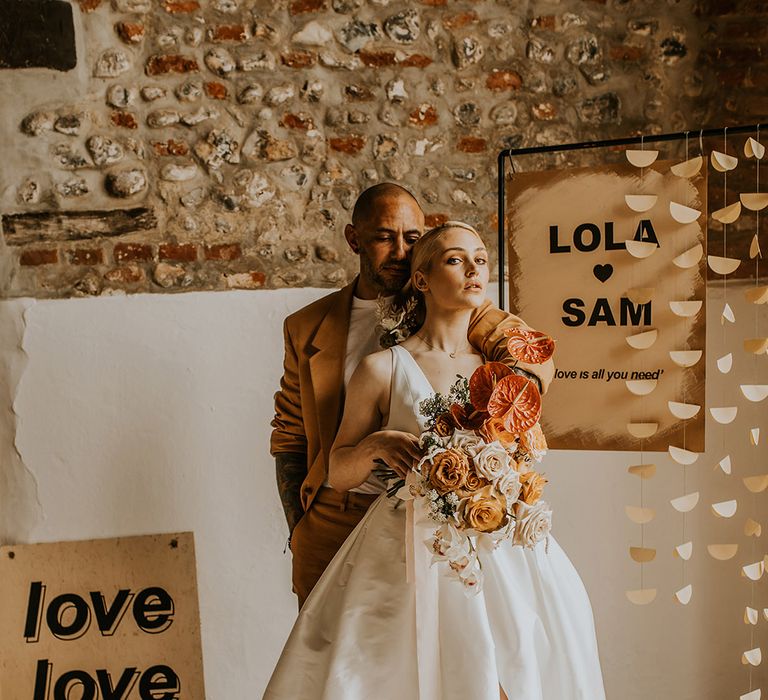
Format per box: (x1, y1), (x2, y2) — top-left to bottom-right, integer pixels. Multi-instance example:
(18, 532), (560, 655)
(472, 441), (511, 481)
(495, 467), (522, 503)
(449, 429), (482, 453)
(462, 486), (508, 533)
(513, 500), (552, 548)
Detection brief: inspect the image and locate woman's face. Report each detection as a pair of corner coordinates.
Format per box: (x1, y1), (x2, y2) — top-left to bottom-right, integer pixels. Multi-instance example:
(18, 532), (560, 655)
(416, 228), (490, 310)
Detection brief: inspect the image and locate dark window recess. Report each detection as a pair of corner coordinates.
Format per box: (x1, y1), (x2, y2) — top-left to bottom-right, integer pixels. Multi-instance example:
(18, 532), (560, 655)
(0, 0), (76, 71)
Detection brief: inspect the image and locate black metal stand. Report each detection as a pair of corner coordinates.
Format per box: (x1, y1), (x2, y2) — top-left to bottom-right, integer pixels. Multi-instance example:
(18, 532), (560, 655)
(497, 123), (763, 310)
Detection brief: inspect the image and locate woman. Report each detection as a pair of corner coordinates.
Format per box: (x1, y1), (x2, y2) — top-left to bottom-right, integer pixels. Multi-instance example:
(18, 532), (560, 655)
(264, 223), (605, 700)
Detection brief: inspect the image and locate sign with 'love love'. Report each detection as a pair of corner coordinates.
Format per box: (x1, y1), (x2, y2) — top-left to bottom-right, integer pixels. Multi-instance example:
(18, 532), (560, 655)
(506, 160), (707, 451)
(0, 533), (205, 700)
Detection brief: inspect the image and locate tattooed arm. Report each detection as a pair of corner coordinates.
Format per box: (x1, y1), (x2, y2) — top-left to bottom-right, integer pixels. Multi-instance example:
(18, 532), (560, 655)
(275, 452), (307, 534)
(271, 319), (308, 534)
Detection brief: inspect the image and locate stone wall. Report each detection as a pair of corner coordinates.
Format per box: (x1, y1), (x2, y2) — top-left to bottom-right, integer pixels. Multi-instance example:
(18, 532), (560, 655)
(0, 0), (750, 299)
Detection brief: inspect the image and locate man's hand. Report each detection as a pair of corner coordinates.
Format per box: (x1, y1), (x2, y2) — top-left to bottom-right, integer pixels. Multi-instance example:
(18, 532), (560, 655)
(360, 430), (421, 478)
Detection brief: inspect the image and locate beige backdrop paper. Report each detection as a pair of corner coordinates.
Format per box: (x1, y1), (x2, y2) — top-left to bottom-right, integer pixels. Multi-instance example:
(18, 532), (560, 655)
(0, 532), (205, 699)
(507, 161), (707, 451)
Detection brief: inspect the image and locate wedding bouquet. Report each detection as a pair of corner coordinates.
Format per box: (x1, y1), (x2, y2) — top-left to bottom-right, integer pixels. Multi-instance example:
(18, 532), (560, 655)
(380, 328), (556, 593)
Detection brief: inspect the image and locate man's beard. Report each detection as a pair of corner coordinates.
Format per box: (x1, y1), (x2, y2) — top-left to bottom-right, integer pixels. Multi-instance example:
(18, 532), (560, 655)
(361, 254), (409, 294)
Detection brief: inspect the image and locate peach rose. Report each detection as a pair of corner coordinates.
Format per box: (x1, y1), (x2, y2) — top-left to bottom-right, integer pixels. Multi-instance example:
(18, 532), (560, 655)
(520, 422), (548, 462)
(460, 465), (490, 496)
(462, 486), (508, 533)
(520, 470), (548, 505)
(427, 448), (470, 494)
(433, 412), (456, 438)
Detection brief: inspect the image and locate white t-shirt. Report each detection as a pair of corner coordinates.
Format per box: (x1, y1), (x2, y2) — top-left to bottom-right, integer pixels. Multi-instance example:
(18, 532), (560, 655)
(324, 295), (388, 493)
(343, 296), (383, 388)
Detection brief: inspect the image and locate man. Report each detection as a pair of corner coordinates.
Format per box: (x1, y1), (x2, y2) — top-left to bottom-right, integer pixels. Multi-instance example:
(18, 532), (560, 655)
(271, 183), (554, 607)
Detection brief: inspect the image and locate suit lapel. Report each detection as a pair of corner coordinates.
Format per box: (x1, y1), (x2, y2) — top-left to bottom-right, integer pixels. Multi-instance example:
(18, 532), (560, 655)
(309, 280), (357, 463)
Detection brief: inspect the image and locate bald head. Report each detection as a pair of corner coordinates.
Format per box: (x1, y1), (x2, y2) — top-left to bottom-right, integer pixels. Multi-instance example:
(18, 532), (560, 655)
(352, 183), (421, 227)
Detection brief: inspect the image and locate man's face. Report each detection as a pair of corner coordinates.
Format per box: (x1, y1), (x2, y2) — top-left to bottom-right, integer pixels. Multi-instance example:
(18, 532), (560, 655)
(347, 195), (425, 295)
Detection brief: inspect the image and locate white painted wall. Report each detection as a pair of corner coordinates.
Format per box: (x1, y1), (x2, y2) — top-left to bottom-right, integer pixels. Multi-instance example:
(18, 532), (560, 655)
(0, 283), (765, 699)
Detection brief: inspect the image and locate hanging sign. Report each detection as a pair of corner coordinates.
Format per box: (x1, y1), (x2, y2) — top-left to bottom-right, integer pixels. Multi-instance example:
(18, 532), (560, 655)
(506, 160), (707, 451)
(0, 532), (205, 700)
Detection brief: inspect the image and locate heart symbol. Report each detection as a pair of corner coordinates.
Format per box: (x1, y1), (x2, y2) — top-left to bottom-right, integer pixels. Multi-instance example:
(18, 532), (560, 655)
(593, 264), (613, 283)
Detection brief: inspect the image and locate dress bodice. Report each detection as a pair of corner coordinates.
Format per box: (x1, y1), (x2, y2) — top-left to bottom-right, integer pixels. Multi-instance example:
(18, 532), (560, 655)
(349, 346), (433, 494)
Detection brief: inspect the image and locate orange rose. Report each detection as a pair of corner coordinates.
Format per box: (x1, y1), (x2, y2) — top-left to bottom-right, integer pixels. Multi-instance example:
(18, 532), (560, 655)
(520, 470), (548, 505)
(427, 449), (470, 494)
(462, 486), (508, 533)
(433, 412), (456, 437)
(478, 417), (518, 447)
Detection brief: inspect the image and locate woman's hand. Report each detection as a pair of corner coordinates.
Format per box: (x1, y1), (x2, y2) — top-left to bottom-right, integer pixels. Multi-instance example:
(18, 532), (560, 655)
(360, 430), (422, 478)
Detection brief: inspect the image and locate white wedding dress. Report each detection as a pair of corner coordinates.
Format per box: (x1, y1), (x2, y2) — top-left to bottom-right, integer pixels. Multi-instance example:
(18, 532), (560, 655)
(264, 346), (606, 700)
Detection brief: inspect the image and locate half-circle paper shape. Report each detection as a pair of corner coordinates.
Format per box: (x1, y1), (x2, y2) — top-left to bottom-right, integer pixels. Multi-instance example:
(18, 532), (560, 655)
(627, 287), (655, 305)
(627, 422), (658, 439)
(671, 492), (699, 513)
(626, 149), (658, 167)
(739, 689), (761, 700)
(670, 350), (702, 368)
(721, 303), (736, 323)
(740, 193), (768, 211)
(711, 201), (742, 223)
(745, 286), (768, 304)
(486, 374), (542, 434)
(626, 329), (658, 350)
(716, 353), (733, 373)
(469, 362), (513, 412)
(743, 562), (765, 581)
(669, 201), (701, 223)
(626, 379), (656, 396)
(712, 500), (738, 518)
(743, 475), (768, 493)
(711, 150), (738, 172)
(626, 588), (657, 605)
(751, 428), (761, 446)
(750, 234), (762, 259)
(630, 546), (656, 563)
(625, 506), (655, 524)
(671, 155), (703, 177)
(742, 648), (762, 666)
(745, 137), (766, 159)
(628, 463), (656, 478)
(745, 518), (762, 537)
(708, 255), (741, 275)
(673, 244), (703, 268)
(504, 328), (556, 365)
(674, 541), (693, 560)
(710, 406), (738, 424)
(625, 240), (657, 259)
(668, 401), (701, 419)
(669, 300), (702, 317)
(746, 607), (759, 625)
(674, 584), (692, 605)
(669, 445), (699, 465)
(744, 338), (768, 354)
(707, 544), (738, 560)
(625, 194), (658, 212)
(718, 455), (732, 475)
(741, 385), (768, 402)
